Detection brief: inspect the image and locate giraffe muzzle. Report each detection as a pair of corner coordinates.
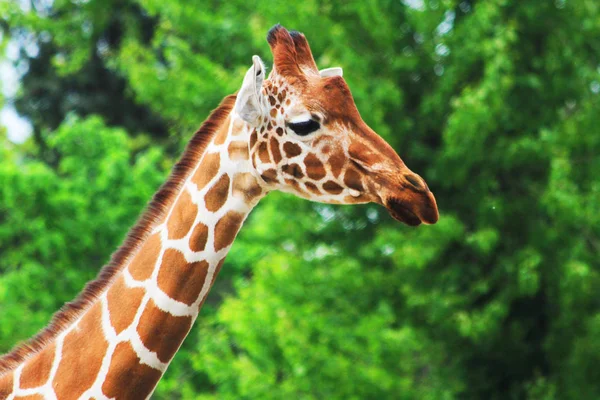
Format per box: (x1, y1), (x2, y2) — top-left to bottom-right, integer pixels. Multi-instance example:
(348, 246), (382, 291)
(385, 190), (438, 226)
(383, 174), (439, 226)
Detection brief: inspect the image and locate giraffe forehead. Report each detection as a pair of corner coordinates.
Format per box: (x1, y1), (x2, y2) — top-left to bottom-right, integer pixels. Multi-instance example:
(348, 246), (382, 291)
(264, 77), (307, 115)
(274, 75), (359, 120)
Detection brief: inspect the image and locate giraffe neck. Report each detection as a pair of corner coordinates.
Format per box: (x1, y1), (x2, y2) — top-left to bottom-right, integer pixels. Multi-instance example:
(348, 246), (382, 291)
(0, 107), (265, 399)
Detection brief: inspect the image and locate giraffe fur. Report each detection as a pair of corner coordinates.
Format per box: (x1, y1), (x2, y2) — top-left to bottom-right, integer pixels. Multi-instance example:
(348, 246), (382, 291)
(0, 25), (438, 399)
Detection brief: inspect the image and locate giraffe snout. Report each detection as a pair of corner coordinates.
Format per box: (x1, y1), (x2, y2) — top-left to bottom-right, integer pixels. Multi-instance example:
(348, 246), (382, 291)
(402, 172), (429, 192)
(377, 169), (438, 226)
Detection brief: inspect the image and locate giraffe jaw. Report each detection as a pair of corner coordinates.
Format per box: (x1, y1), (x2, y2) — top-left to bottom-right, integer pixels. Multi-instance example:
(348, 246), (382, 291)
(385, 197), (422, 226)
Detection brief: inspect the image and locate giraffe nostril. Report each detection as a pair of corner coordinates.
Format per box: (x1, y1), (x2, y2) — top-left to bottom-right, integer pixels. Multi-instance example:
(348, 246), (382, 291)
(404, 173), (428, 191)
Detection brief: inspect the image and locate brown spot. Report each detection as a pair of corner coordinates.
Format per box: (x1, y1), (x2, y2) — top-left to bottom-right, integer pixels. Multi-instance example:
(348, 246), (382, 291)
(285, 179), (304, 193)
(283, 142), (302, 158)
(192, 262), (223, 312)
(344, 194), (368, 203)
(0, 373), (13, 397)
(101, 342), (162, 399)
(322, 145), (331, 154)
(261, 169), (278, 184)
(323, 180), (344, 194)
(192, 152), (220, 190)
(282, 163), (304, 178)
(270, 108), (277, 118)
(329, 153), (346, 178)
(189, 222), (209, 252)
(286, 98), (291, 106)
(213, 123), (228, 145)
(228, 141), (249, 161)
(167, 190), (197, 240)
(305, 153), (327, 180)
(269, 96), (276, 106)
(232, 118), (245, 136)
(258, 142), (271, 163)
(157, 249), (209, 306)
(137, 299), (192, 363)
(20, 343), (55, 389)
(281, 89), (287, 98)
(267, 122), (273, 130)
(129, 233), (161, 281)
(344, 168), (364, 191)
(107, 276), (145, 334)
(349, 142), (381, 166)
(270, 137), (282, 164)
(54, 303), (108, 400)
(277, 92), (284, 103)
(250, 130), (258, 149)
(232, 173), (263, 204)
(260, 126), (265, 134)
(305, 182), (322, 195)
(276, 104), (280, 109)
(276, 127), (284, 136)
(214, 211), (245, 251)
(204, 174), (230, 212)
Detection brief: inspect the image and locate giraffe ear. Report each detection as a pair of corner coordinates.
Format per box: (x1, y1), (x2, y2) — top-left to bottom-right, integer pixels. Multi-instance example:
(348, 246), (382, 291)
(235, 55), (266, 126)
(319, 67), (343, 78)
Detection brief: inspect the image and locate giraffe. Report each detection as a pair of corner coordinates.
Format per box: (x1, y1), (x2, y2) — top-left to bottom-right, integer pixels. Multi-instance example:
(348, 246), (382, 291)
(0, 25), (438, 399)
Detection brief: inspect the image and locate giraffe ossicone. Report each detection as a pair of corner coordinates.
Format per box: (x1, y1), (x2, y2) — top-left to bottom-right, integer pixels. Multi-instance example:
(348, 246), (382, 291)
(319, 67), (343, 77)
(0, 24), (438, 399)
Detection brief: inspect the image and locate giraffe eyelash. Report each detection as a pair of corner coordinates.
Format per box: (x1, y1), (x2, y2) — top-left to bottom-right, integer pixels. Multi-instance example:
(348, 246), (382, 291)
(287, 119), (320, 136)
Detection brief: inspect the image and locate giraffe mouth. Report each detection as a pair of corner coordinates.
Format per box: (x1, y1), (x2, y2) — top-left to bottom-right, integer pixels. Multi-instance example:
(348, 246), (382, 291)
(385, 197), (422, 226)
(385, 191), (439, 226)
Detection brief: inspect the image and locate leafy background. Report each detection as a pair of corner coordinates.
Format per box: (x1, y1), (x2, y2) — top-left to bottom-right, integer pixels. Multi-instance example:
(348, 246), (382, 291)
(1, 0), (599, 398)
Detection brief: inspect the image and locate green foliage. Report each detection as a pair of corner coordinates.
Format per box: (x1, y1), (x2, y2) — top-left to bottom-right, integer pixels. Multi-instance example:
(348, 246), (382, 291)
(2, 0), (600, 399)
(0, 116), (167, 349)
(2, 0), (167, 162)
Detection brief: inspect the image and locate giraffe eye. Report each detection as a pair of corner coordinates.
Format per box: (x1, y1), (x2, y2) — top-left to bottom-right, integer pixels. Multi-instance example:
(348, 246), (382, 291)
(287, 119), (320, 136)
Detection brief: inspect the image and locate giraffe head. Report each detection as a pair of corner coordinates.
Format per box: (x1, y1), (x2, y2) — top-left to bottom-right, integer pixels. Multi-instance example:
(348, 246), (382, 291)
(234, 25), (438, 226)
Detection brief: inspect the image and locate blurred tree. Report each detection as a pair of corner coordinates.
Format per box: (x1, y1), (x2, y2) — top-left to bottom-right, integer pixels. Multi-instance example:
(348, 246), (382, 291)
(1, 0), (167, 164)
(1, 0), (599, 399)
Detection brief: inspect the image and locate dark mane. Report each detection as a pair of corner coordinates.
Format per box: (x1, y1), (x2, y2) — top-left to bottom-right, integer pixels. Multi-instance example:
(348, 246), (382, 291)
(0, 94), (237, 374)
